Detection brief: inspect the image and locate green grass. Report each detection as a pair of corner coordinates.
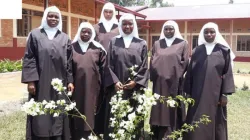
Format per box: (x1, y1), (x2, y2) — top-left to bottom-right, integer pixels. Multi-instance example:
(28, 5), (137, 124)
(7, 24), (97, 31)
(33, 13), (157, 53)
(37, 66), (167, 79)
(0, 111), (26, 140)
(0, 90), (249, 140)
(228, 90), (250, 140)
(233, 62), (250, 73)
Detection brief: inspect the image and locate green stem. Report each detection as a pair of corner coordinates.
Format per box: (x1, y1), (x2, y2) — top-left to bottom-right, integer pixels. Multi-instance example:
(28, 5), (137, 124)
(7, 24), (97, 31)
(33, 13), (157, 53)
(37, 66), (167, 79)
(63, 91), (97, 137)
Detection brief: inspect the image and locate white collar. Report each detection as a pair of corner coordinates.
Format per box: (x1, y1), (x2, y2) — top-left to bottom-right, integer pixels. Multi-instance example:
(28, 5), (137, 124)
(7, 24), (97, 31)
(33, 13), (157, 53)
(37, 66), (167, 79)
(44, 28), (58, 40)
(205, 43), (216, 55)
(78, 40), (90, 53)
(165, 37), (175, 47)
(123, 36), (133, 48)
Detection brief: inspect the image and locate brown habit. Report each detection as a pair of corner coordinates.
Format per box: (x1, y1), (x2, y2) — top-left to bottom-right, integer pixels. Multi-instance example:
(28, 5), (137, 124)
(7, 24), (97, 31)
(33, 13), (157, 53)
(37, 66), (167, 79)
(183, 44), (235, 140)
(93, 23), (119, 134)
(104, 37), (149, 139)
(93, 23), (119, 51)
(149, 38), (189, 139)
(21, 28), (72, 140)
(70, 42), (106, 140)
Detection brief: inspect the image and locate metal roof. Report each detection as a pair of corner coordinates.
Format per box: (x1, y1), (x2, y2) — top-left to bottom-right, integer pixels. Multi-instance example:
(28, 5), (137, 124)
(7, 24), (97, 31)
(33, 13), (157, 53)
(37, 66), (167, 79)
(136, 4), (250, 21)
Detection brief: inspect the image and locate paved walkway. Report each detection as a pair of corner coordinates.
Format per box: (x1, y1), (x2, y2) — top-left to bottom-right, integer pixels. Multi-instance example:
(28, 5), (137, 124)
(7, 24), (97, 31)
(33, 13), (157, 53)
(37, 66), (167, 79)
(0, 72), (249, 102)
(0, 72), (27, 102)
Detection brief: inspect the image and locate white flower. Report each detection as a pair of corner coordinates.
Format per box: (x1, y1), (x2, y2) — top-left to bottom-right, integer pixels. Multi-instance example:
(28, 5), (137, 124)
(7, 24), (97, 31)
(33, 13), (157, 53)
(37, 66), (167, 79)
(153, 93), (161, 100)
(80, 138), (86, 140)
(88, 133), (98, 140)
(134, 65), (138, 68)
(51, 78), (62, 86)
(65, 102), (76, 111)
(44, 101), (56, 109)
(67, 91), (72, 96)
(53, 112), (59, 117)
(42, 100), (48, 105)
(109, 133), (116, 138)
(167, 99), (176, 107)
(128, 112), (136, 120)
(131, 71), (137, 76)
(56, 100), (66, 105)
(136, 105), (144, 114)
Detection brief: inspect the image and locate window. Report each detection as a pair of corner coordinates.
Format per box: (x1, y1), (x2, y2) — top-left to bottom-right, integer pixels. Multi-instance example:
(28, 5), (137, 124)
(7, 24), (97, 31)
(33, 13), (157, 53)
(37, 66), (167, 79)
(17, 9), (68, 37)
(79, 18), (88, 26)
(237, 36), (250, 51)
(152, 36), (160, 46)
(192, 35), (198, 49)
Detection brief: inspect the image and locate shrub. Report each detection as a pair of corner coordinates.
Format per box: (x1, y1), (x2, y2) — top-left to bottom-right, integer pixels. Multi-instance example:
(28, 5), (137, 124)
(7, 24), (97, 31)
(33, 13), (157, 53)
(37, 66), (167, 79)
(0, 59), (22, 73)
(241, 82), (249, 91)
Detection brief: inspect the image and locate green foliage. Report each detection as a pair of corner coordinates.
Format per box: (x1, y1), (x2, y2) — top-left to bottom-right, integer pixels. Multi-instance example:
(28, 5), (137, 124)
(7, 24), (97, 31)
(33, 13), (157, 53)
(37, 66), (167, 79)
(167, 115), (211, 140)
(0, 59), (22, 73)
(150, 0), (174, 7)
(241, 82), (249, 91)
(107, 0), (144, 6)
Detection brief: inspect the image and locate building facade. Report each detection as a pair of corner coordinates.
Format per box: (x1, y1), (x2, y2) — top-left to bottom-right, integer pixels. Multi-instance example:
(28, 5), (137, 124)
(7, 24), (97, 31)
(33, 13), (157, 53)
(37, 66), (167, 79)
(0, 1), (249, 62)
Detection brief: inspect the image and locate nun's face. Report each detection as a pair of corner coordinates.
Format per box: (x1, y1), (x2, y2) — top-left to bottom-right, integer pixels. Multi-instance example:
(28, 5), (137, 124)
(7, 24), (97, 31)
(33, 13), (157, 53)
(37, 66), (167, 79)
(164, 25), (175, 39)
(122, 19), (134, 35)
(80, 28), (92, 42)
(46, 12), (59, 28)
(104, 9), (113, 21)
(204, 28), (216, 43)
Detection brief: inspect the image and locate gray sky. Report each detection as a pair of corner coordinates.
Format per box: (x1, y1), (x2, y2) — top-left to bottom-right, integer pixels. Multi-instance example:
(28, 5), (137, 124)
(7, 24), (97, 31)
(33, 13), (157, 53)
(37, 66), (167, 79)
(163, 0), (250, 6)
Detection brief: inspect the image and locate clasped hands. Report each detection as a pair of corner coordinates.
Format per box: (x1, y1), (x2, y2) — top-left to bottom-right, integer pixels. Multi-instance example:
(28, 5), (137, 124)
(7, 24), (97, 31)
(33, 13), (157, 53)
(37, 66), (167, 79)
(115, 81), (136, 91)
(27, 82), (74, 95)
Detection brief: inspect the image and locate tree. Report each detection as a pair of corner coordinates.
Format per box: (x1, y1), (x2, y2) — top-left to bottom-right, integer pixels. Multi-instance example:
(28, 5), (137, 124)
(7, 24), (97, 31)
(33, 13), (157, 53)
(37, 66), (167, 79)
(108, 0), (144, 6)
(229, 0), (234, 4)
(150, 0), (174, 7)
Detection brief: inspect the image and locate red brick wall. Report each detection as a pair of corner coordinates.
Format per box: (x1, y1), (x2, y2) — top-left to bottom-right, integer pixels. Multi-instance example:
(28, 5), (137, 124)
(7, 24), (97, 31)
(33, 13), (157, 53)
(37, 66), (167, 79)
(71, 17), (78, 39)
(0, 20), (13, 47)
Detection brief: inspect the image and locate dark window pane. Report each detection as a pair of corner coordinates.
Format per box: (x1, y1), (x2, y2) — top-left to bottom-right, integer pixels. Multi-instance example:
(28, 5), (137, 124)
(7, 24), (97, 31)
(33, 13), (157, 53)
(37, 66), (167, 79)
(152, 36), (159, 46)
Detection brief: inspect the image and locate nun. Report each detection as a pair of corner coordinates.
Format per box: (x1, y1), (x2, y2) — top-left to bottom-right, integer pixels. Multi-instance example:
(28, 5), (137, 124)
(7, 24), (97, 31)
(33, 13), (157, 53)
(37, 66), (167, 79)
(93, 3), (119, 134)
(149, 20), (189, 140)
(69, 22), (106, 140)
(93, 2), (119, 51)
(104, 13), (149, 140)
(183, 22), (235, 140)
(21, 6), (73, 140)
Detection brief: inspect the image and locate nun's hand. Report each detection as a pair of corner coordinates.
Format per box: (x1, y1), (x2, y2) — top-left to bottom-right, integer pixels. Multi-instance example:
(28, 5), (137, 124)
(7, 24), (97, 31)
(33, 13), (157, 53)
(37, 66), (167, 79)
(219, 94), (227, 106)
(68, 83), (74, 92)
(115, 82), (123, 91)
(27, 82), (36, 95)
(124, 81), (136, 90)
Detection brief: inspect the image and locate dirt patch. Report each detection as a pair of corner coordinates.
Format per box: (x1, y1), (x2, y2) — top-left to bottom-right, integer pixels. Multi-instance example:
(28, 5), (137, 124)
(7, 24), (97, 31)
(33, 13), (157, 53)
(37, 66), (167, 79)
(234, 74), (250, 88)
(0, 72), (27, 102)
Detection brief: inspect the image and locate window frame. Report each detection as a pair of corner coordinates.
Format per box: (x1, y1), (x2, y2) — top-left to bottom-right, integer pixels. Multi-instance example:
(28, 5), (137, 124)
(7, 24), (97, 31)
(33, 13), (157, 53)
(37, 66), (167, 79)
(236, 35), (250, 52)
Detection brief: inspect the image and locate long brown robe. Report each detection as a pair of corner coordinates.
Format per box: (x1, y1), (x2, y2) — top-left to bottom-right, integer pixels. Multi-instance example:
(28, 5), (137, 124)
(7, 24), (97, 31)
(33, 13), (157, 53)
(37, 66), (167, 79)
(93, 23), (119, 51)
(70, 42), (106, 140)
(149, 38), (189, 139)
(93, 23), (119, 134)
(104, 37), (149, 140)
(21, 28), (73, 140)
(183, 43), (235, 140)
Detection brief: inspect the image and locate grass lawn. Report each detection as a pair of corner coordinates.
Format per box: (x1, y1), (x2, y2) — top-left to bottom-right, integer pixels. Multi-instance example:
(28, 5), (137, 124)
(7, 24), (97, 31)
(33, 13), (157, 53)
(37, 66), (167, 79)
(0, 90), (249, 140)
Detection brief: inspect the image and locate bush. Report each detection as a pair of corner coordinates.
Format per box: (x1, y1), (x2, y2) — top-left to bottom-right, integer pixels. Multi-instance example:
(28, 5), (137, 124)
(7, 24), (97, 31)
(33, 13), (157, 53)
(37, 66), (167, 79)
(241, 82), (249, 91)
(0, 59), (22, 73)
(237, 69), (241, 74)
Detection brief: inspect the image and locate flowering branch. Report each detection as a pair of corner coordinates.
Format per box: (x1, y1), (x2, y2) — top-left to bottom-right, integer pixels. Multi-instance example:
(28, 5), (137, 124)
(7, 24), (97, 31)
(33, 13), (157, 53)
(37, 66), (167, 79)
(167, 115), (211, 140)
(22, 78), (99, 140)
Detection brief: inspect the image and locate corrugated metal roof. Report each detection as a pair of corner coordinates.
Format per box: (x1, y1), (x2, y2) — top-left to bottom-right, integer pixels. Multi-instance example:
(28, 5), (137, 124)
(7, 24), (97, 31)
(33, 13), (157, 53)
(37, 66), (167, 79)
(137, 4), (250, 21)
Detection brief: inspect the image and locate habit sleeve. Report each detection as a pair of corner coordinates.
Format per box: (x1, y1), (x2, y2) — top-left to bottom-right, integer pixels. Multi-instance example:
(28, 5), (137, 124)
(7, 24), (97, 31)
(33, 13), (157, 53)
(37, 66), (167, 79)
(221, 50), (235, 95)
(21, 33), (39, 83)
(134, 42), (149, 87)
(67, 39), (73, 84)
(149, 43), (155, 82)
(104, 42), (119, 88)
(183, 49), (195, 96)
